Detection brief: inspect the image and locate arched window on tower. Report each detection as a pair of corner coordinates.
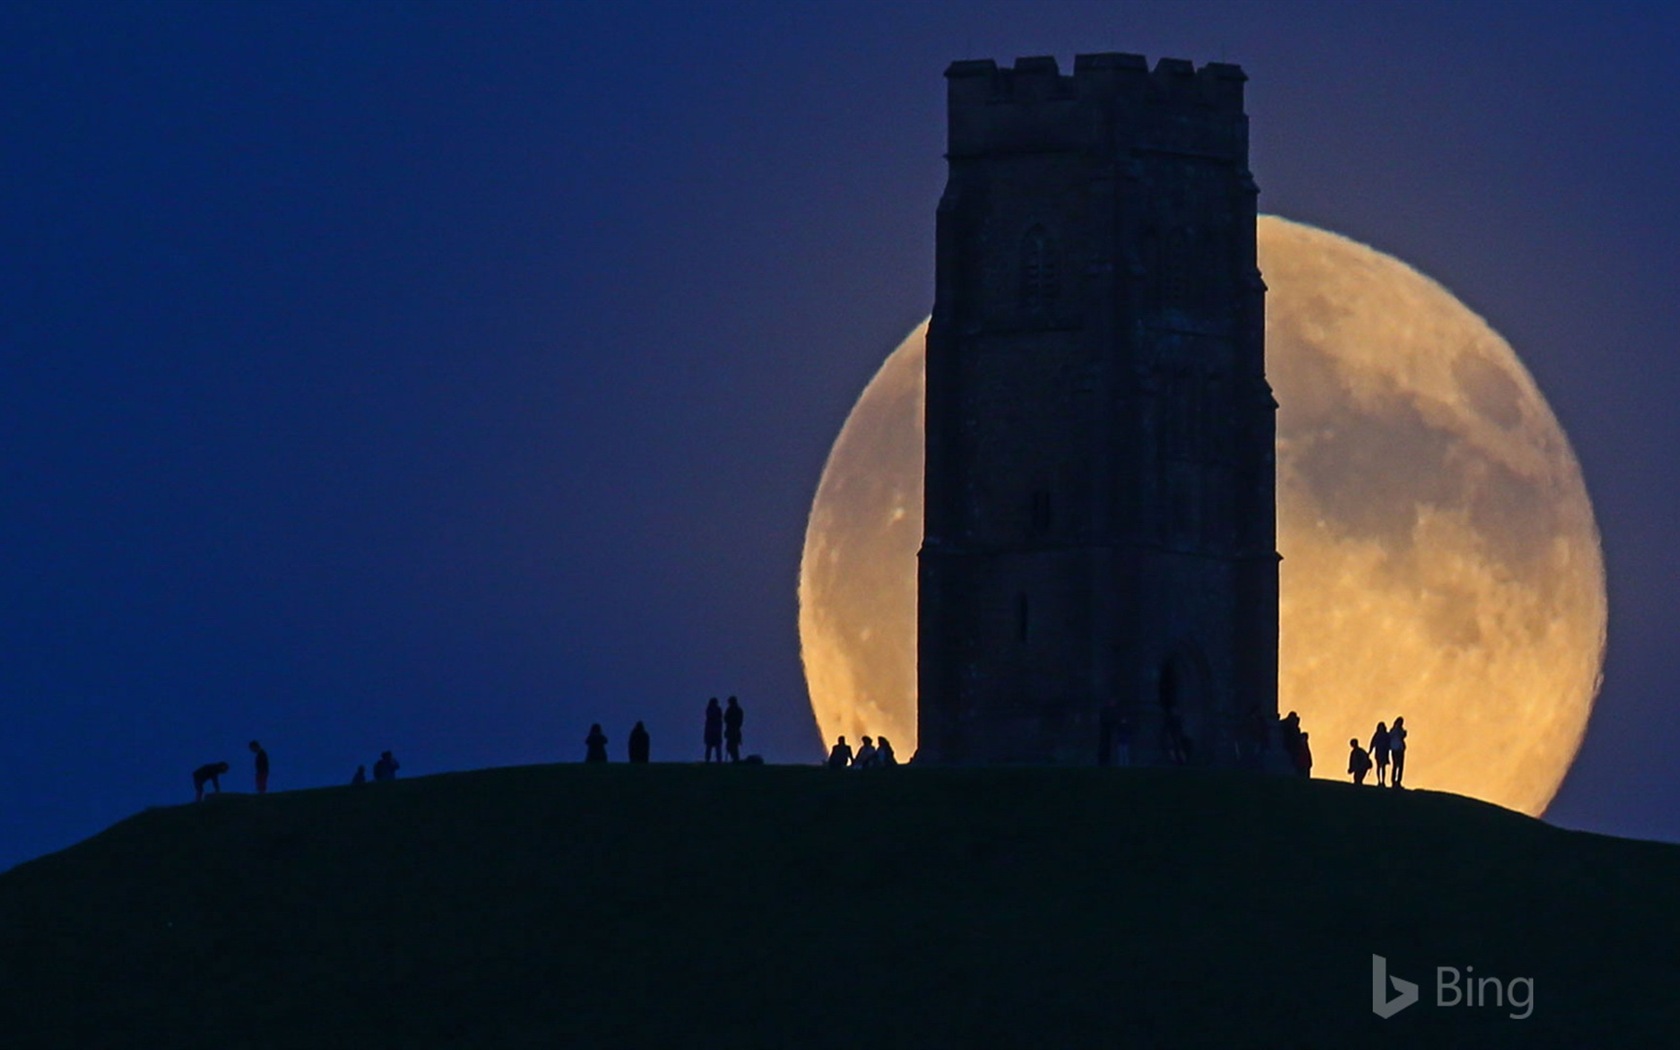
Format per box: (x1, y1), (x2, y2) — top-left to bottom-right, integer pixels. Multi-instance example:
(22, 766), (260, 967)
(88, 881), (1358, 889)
(1020, 225), (1059, 319)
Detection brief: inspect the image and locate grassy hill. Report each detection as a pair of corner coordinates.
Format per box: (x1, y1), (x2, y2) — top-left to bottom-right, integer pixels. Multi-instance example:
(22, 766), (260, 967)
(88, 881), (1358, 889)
(1, 764), (1676, 1048)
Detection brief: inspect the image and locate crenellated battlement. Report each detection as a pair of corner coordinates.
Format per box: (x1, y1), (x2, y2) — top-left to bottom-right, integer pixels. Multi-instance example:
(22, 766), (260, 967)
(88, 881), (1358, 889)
(945, 52), (1247, 159)
(945, 52), (1245, 111)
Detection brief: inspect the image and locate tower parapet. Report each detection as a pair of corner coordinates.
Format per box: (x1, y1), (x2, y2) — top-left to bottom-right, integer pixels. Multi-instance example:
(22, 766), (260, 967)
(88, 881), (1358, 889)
(945, 54), (1248, 160)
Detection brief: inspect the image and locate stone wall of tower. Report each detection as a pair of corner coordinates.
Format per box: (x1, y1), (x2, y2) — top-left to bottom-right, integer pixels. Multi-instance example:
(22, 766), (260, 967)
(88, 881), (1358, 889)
(918, 53), (1277, 767)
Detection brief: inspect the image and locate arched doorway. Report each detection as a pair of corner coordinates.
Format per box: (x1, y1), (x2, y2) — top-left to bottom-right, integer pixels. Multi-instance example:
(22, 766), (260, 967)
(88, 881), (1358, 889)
(1157, 645), (1213, 765)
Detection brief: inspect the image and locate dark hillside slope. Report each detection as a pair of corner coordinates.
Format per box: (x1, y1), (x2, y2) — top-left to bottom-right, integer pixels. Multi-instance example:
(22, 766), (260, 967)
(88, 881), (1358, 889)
(1, 764), (1675, 1048)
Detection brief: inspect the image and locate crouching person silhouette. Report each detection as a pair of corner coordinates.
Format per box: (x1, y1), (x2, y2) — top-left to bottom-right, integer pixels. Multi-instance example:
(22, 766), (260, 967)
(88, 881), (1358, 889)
(193, 761), (229, 802)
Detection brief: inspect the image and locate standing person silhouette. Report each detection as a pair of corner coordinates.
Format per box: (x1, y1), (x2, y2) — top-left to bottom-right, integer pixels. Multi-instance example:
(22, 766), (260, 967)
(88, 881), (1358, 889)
(585, 724), (609, 763)
(1369, 721), (1392, 787)
(723, 696), (744, 763)
(1278, 711), (1303, 772)
(628, 721), (650, 763)
(703, 697), (723, 763)
(249, 740), (269, 795)
(1295, 731), (1313, 778)
(373, 751), (400, 781)
(1389, 716), (1408, 788)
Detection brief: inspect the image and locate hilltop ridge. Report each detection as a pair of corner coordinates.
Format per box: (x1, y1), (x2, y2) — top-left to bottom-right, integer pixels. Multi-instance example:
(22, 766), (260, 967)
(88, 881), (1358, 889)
(1, 764), (1674, 1048)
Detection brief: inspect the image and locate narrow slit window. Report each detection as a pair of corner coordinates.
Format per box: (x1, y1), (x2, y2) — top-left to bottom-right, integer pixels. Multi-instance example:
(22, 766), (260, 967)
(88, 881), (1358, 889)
(1021, 226), (1059, 316)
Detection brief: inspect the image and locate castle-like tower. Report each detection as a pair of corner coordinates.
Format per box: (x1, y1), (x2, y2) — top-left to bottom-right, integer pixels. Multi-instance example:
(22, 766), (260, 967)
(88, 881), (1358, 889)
(917, 53), (1278, 766)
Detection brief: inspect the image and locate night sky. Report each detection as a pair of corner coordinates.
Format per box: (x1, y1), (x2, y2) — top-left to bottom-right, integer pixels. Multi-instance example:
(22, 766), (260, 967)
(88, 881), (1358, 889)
(5, 1), (1677, 871)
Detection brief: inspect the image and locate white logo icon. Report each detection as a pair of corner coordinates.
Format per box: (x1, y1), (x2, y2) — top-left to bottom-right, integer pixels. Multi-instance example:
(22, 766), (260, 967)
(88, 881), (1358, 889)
(1371, 954), (1419, 1019)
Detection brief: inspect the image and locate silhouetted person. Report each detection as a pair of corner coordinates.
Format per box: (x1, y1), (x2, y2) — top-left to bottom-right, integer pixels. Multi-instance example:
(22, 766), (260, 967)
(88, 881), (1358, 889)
(723, 696), (744, 763)
(628, 721), (650, 763)
(585, 723), (608, 763)
(854, 735), (878, 769)
(351, 765), (366, 785)
(249, 740), (269, 795)
(1279, 711), (1303, 771)
(876, 736), (897, 767)
(193, 761), (229, 802)
(1369, 721), (1392, 787)
(1390, 716), (1408, 788)
(1348, 738), (1372, 785)
(1295, 731), (1313, 778)
(703, 697), (723, 763)
(827, 736), (853, 769)
(373, 750), (400, 782)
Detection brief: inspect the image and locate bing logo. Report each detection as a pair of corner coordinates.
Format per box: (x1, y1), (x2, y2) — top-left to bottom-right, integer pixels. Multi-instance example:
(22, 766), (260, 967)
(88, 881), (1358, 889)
(1370, 954), (1534, 1020)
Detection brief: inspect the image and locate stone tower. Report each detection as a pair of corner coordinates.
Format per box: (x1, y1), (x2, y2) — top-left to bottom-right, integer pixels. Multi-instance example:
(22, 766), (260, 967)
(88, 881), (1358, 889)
(917, 53), (1278, 766)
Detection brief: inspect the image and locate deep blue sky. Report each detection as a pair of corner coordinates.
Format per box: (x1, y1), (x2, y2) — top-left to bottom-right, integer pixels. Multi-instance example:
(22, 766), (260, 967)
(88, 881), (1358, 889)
(4, 1), (1677, 870)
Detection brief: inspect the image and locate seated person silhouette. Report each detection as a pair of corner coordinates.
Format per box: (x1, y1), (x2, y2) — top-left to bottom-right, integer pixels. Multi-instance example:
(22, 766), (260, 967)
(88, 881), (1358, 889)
(826, 737), (853, 769)
(853, 736), (878, 769)
(875, 736), (897, 767)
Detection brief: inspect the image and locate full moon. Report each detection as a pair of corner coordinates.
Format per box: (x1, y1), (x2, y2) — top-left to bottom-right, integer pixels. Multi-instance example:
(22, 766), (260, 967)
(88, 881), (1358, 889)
(799, 216), (1606, 816)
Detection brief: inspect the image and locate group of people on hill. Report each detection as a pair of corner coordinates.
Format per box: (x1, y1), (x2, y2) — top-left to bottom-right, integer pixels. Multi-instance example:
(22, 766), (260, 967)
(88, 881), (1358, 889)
(1102, 702), (1292, 770)
(350, 751), (402, 785)
(1227, 710), (1414, 788)
(578, 702), (899, 770)
(1275, 712), (1414, 787)
(580, 696), (758, 765)
(825, 734), (897, 769)
(582, 722), (655, 763)
(191, 702), (1410, 795)
(703, 696), (747, 763)
(1346, 718), (1408, 787)
(191, 741), (403, 801)
(192, 741), (270, 801)
(1278, 712), (1312, 776)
